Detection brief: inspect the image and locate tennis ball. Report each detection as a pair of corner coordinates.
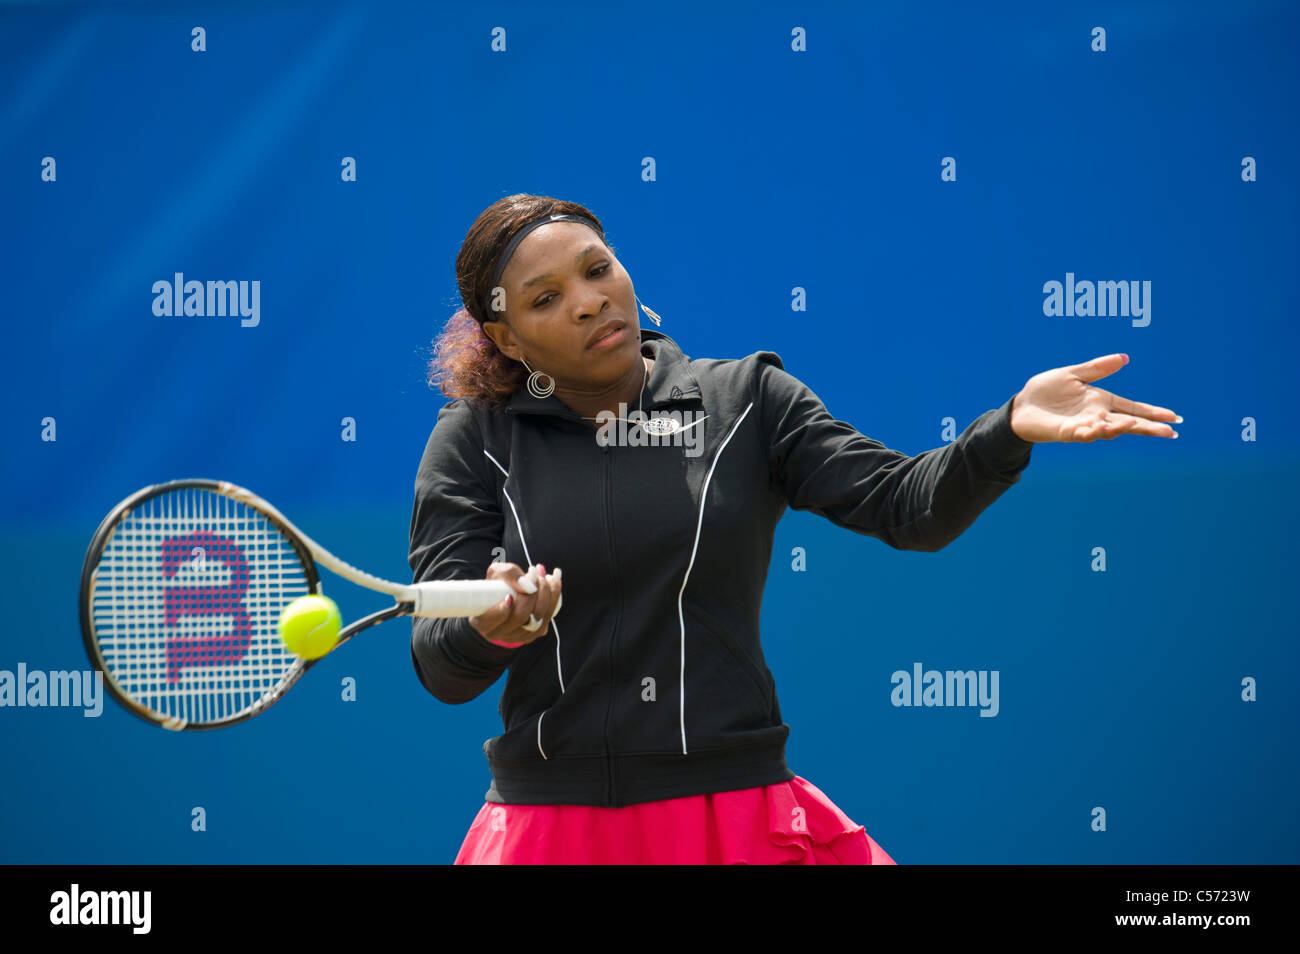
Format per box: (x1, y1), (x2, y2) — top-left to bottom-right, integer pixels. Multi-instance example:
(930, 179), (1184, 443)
(279, 595), (342, 660)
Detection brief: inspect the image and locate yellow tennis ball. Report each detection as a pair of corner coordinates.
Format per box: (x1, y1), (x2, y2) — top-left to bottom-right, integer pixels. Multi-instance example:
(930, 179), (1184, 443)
(279, 595), (341, 660)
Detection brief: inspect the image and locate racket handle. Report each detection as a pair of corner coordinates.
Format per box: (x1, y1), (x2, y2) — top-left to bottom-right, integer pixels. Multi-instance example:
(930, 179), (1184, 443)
(407, 579), (514, 618)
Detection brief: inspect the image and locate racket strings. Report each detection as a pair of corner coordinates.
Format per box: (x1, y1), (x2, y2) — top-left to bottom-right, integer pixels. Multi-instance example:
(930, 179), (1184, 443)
(90, 486), (311, 725)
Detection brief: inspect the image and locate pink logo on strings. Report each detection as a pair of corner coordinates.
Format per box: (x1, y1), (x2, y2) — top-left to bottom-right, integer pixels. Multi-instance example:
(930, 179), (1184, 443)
(161, 531), (251, 683)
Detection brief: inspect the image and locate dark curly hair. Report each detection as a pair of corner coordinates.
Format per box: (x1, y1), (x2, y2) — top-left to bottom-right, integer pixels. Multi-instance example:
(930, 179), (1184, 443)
(428, 194), (612, 409)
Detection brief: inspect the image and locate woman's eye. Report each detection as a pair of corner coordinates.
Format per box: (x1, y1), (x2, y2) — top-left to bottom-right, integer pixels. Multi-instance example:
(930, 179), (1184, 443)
(533, 264), (610, 308)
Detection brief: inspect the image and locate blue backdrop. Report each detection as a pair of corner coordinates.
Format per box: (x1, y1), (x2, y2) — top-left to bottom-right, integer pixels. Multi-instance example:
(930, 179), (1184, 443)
(2, 0), (1297, 864)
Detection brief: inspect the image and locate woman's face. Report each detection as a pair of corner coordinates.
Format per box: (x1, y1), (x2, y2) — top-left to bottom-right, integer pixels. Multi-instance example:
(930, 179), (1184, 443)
(482, 221), (641, 390)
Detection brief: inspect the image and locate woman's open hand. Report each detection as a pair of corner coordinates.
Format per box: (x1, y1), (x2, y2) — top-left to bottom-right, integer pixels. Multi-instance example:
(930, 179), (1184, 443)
(468, 562), (562, 648)
(1009, 353), (1181, 444)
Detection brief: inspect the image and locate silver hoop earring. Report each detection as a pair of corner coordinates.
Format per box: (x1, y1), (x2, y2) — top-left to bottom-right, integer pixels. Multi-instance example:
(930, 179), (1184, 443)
(521, 358), (555, 399)
(635, 295), (663, 326)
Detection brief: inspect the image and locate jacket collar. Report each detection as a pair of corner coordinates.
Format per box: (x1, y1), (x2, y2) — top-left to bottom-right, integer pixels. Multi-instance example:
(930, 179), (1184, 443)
(504, 329), (703, 422)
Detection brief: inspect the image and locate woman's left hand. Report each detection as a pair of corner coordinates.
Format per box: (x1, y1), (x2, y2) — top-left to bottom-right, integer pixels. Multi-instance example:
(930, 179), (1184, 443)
(1009, 353), (1181, 444)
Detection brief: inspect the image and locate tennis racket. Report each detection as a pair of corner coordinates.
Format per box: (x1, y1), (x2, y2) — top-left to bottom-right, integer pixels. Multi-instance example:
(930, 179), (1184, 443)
(78, 478), (510, 731)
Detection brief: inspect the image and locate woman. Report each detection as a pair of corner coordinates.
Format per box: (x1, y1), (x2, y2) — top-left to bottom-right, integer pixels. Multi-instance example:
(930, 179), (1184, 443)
(408, 194), (1180, 865)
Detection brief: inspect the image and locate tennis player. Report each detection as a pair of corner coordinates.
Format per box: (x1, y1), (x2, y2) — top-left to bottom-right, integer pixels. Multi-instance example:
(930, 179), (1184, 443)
(408, 195), (1180, 865)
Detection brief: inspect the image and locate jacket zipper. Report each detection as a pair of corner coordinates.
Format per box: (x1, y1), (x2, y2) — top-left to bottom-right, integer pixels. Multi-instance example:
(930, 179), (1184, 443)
(600, 442), (621, 807)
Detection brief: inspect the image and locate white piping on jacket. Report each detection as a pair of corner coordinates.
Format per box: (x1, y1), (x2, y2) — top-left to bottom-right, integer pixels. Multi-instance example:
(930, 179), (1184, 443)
(677, 401), (755, 755)
(483, 448), (559, 760)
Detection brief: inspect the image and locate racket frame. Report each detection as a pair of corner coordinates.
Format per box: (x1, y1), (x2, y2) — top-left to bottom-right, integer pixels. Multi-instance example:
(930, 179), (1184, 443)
(78, 478), (414, 731)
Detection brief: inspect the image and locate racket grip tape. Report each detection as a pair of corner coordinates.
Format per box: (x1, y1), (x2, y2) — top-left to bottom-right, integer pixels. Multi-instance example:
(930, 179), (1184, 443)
(407, 580), (514, 619)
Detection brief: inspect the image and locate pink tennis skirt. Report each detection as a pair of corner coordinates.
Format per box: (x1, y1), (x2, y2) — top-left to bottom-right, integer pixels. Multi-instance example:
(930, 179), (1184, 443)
(453, 774), (897, 865)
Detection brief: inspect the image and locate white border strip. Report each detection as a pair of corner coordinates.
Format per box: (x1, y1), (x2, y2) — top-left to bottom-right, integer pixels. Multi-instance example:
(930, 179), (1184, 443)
(484, 448), (558, 760)
(677, 402), (754, 755)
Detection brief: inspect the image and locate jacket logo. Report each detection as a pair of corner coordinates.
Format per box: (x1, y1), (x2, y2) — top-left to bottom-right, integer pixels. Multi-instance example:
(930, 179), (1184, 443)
(594, 405), (707, 457)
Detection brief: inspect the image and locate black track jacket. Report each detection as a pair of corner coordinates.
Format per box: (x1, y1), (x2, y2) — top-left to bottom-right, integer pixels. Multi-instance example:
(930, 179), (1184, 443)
(408, 329), (1034, 807)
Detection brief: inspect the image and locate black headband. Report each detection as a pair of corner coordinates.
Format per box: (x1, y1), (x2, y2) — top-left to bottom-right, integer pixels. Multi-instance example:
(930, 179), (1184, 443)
(481, 213), (603, 322)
